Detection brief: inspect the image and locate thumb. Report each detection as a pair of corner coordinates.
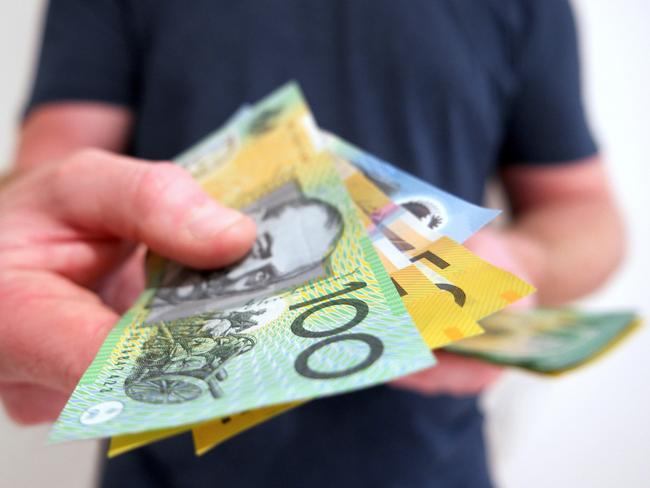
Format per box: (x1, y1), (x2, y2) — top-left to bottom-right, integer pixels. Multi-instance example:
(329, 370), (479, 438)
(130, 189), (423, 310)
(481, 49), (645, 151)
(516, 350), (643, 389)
(48, 149), (256, 268)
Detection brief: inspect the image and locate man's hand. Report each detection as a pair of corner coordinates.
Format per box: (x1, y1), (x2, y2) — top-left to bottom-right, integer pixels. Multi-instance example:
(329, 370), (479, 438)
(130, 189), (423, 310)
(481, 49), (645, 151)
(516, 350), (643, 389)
(0, 150), (256, 424)
(390, 227), (538, 396)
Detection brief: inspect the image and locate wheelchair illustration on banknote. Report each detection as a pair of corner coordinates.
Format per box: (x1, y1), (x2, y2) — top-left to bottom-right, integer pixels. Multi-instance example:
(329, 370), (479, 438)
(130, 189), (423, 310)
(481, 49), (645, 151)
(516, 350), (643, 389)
(124, 318), (256, 405)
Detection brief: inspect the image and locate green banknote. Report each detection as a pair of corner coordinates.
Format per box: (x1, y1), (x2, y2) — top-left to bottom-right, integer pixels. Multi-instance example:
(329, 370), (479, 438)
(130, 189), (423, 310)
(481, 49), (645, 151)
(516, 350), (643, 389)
(446, 309), (640, 374)
(50, 84), (434, 442)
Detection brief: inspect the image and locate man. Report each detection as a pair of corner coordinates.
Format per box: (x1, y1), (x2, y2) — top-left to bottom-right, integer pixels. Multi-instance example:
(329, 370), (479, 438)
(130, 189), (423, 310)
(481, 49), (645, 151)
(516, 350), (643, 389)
(1, 0), (623, 486)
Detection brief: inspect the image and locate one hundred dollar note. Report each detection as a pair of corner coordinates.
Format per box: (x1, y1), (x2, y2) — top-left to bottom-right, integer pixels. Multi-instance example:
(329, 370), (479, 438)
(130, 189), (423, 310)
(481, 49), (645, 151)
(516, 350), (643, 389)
(51, 83), (435, 442)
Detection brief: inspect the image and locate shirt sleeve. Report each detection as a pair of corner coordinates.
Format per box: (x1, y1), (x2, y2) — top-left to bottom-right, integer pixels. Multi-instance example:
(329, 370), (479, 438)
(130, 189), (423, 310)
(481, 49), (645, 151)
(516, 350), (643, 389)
(500, 0), (597, 165)
(25, 0), (137, 115)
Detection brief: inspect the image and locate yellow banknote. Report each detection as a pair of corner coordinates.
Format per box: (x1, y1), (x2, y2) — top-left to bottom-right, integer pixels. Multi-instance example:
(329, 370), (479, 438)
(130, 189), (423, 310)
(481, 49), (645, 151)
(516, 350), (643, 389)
(334, 157), (485, 342)
(108, 402), (302, 457)
(192, 401), (304, 456)
(108, 425), (192, 457)
(395, 236), (535, 320)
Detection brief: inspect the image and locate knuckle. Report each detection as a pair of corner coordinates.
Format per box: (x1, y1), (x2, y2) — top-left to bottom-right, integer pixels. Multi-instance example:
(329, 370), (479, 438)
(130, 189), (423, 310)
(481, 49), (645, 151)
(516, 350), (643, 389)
(131, 163), (195, 218)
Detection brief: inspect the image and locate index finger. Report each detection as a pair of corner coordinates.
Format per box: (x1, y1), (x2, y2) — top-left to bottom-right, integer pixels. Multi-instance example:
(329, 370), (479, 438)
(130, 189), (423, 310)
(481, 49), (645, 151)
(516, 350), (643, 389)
(47, 149), (256, 269)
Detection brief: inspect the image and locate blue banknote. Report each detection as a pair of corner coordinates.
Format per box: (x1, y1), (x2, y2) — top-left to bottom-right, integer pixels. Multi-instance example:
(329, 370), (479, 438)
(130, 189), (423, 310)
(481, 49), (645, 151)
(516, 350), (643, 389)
(325, 133), (499, 243)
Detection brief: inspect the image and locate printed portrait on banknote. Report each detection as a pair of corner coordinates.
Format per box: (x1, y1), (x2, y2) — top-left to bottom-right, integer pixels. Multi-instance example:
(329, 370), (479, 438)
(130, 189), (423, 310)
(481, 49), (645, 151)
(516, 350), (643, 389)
(146, 180), (343, 323)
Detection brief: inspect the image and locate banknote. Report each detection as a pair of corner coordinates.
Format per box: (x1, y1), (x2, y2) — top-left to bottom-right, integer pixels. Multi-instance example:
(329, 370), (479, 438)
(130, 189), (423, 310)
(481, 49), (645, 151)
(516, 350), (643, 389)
(109, 401), (302, 458)
(192, 401), (304, 455)
(446, 309), (641, 374)
(110, 245), (531, 456)
(108, 425), (189, 458)
(51, 83), (434, 442)
(324, 133), (499, 243)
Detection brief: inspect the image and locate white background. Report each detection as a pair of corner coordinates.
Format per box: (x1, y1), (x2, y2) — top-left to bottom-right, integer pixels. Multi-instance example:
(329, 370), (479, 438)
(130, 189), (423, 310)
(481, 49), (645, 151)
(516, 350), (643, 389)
(0, 1), (648, 487)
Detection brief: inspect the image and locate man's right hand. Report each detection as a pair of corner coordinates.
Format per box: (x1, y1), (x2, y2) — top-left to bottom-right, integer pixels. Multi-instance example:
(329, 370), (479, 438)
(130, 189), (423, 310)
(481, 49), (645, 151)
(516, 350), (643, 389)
(0, 149), (256, 424)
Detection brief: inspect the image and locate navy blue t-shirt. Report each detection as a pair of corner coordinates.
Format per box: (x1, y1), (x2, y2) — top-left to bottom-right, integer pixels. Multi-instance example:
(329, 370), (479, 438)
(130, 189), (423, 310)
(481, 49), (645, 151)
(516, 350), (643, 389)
(28, 1), (596, 487)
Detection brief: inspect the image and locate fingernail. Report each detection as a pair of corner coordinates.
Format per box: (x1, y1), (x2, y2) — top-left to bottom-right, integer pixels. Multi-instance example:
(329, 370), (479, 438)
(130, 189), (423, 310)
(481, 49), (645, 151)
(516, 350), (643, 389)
(186, 201), (246, 240)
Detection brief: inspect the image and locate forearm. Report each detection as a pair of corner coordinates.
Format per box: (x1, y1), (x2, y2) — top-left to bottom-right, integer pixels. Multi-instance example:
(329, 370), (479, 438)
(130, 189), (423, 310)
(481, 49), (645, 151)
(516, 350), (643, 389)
(504, 198), (625, 305)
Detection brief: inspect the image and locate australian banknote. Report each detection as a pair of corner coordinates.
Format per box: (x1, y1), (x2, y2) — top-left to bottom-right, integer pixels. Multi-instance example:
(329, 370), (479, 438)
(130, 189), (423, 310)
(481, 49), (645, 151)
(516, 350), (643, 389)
(324, 133), (499, 243)
(446, 309), (640, 374)
(51, 83), (435, 442)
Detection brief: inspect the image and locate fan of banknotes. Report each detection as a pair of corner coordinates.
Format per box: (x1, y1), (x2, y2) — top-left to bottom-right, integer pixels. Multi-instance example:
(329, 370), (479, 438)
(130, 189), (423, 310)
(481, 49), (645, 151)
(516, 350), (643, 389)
(49, 84), (640, 457)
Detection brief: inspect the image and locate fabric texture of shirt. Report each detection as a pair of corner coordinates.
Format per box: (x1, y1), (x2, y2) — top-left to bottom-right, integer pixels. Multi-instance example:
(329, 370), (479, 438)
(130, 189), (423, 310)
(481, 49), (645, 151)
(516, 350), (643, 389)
(27, 1), (597, 487)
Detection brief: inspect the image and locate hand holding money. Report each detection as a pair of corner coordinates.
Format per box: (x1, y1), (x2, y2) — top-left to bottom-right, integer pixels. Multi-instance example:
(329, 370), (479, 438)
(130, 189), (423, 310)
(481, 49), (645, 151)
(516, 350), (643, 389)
(0, 151), (255, 423)
(0, 84), (637, 460)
